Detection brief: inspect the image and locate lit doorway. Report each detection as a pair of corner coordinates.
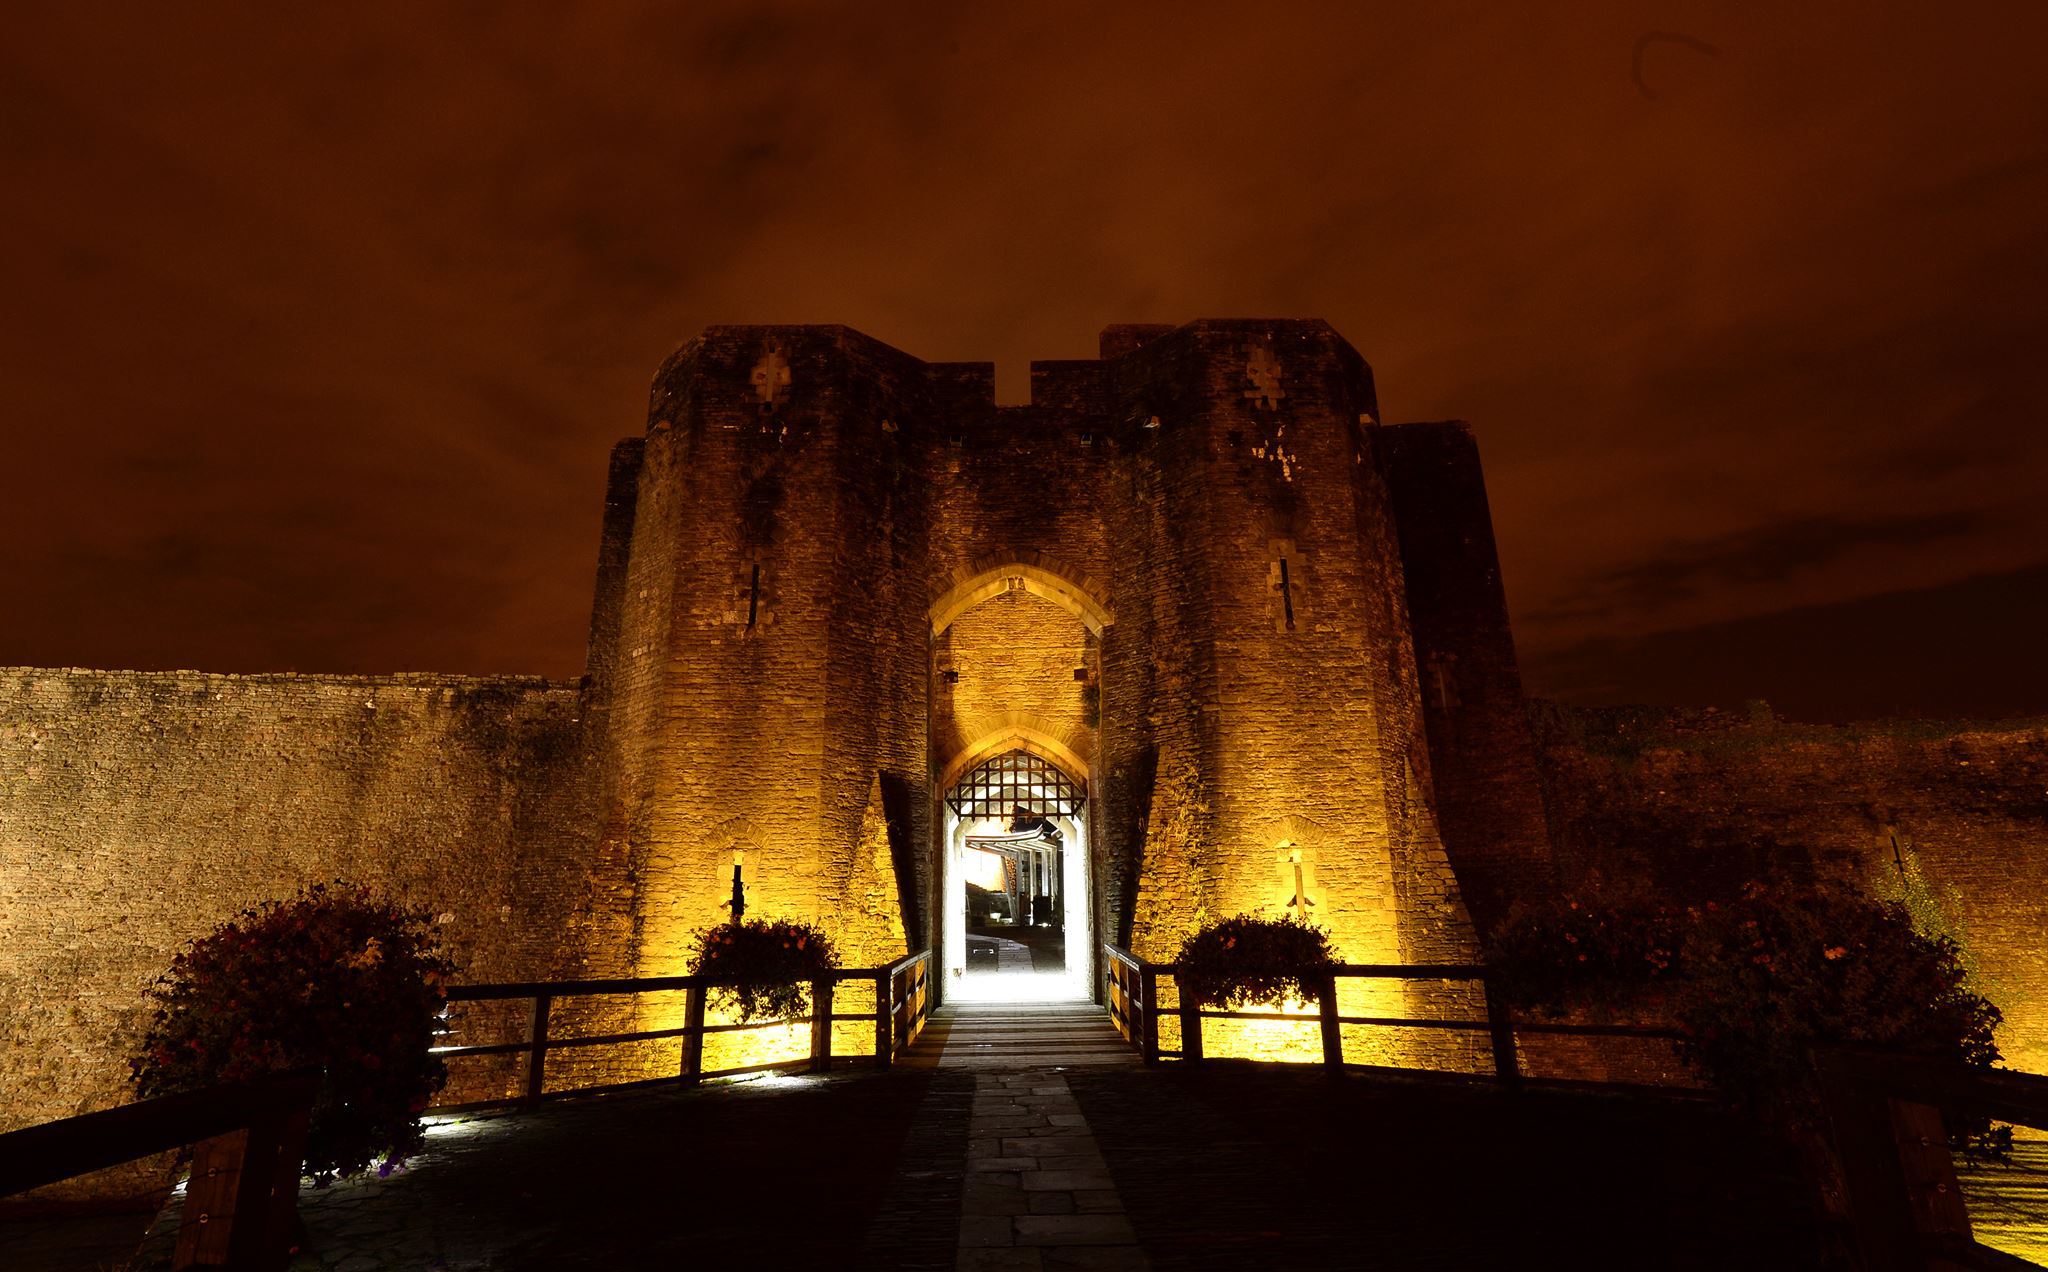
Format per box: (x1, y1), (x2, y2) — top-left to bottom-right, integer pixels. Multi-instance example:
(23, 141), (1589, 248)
(942, 750), (1091, 1002)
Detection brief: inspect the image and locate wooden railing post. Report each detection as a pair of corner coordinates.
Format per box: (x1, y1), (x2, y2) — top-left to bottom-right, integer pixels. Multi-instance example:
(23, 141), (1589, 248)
(680, 984), (706, 1084)
(249, 1095), (312, 1269)
(892, 965), (908, 1049)
(1178, 972), (1204, 1064)
(911, 955), (928, 1043)
(1103, 956), (1123, 1041)
(525, 993), (552, 1105)
(1482, 978), (1521, 1088)
(874, 971), (892, 1067)
(1139, 965), (1161, 1065)
(810, 978), (834, 1073)
(171, 1080), (314, 1272)
(906, 960), (921, 1047)
(173, 1129), (251, 1270)
(1318, 970), (1344, 1070)
(1814, 1050), (1920, 1271)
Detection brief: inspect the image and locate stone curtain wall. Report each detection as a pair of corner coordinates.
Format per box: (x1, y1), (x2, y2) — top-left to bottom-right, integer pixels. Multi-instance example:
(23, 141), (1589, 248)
(0, 668), (600, 1146)
(1531, 702), (2048, 1074)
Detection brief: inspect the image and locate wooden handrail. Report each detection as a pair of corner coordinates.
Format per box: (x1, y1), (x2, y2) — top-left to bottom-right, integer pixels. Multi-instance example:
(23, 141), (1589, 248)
(442, 964), (908, 1002)
(1100, 944), (1157, 1064)
(0, 1068), (321, 1272)
(1814, 1045), (2048, 1272)
(0, 1068), (320, 1198)
(435, 950), (935, 1109)
(1096, 943), (1707, 1088)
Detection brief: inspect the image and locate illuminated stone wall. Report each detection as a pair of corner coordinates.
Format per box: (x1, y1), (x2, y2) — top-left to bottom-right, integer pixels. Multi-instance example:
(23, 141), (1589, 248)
(586, 328), (933, 984)
(1532, 702), (2048, 1074)
(14, 318), (2039, 1122)
(932, 589), (1095, 781)
(5, 319), (1559, 1148)
(0, 667), (604, 1189)
(594, 321), (1498, 1047)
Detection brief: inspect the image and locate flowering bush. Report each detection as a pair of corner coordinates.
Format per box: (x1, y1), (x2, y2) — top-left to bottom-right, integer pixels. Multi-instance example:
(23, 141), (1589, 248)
(1487, 882), (2003, 1113)
(1484, 896), (1684, 1017)
(1670, 880), (2001, 1111)
(689, 919), (839, 1022)
(1175, 914), (1336, 1009)
(130, 882), (454, 1184)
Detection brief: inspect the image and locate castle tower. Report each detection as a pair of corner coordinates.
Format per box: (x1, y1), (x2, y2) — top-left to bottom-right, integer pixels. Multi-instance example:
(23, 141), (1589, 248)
(1097, 321), (1475, 971)
(585, 327), (936, 975)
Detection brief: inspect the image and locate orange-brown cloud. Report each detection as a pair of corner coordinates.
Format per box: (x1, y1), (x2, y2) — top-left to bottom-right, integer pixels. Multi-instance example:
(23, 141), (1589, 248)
(3, 3), (2044, 719)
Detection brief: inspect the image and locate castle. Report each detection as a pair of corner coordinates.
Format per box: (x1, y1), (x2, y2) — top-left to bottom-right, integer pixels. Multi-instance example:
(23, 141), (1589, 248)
(5, 321), (2044, 1140)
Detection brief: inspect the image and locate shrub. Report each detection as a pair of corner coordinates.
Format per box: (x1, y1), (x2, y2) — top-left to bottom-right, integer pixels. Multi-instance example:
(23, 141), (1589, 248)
(1486, 881), (2003, 1125)
(1484, 896), (1683, 1017)
(130, 882), (454, 1185)
(689, 919), (839, 1022)
(1175, 913), (1336, 1009)
(1670, 880), (2001, 1111)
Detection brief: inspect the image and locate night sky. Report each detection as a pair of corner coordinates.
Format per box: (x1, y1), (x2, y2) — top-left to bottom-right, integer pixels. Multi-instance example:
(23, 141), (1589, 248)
(5, 4), (2045, 722)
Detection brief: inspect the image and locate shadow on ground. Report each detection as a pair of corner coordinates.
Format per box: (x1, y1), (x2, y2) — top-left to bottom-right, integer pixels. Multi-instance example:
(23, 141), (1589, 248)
(1067, 1063), (1820, 1271)
(6, 1058), (1834, 1270)
(128, 1069), (932, 1272)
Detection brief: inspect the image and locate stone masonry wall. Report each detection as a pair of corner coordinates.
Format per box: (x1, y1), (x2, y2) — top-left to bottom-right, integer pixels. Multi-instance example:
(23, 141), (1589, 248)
(1099, 323), (1478, 972)
(933, 588), (1096, 780)
(1379, 422), (1558, 933)
(1531, 702), (2048, 1074)
(603, 321), (1487, 1043)
(613, 328), (926, 983)
(0, 668), (600, 1164)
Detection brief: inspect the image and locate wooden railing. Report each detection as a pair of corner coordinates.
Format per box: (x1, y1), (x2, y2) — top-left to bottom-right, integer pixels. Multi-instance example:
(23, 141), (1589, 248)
(1100, 942), (1684, 1086)
(1103, 943), (1153, 1060)
(1814, 1046), (2048, 1272)
(0, 1068), (320, 1272)
(434, 949), (934, 1109)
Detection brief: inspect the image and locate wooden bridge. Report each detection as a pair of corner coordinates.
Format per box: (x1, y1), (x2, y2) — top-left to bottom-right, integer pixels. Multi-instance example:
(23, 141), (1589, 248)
(6, 943), (2048, 1270)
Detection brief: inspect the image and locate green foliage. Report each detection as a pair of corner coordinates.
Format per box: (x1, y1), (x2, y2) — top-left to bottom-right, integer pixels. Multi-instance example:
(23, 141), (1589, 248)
(1867, 835), (1987, 989)
(1175, 913), (1335, 1009)
(131, 882), (454, 1185)
(689, 919), (839, 1023)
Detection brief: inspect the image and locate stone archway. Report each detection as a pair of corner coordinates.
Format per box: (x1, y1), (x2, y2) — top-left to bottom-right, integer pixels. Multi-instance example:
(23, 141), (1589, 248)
(939, 719), (1093, 796)
(929, 556), (1113, 1003)
(928, 553), (1114, 636)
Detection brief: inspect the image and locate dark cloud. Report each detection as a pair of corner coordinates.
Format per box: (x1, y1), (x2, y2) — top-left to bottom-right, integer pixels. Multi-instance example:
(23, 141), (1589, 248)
(1, 3), (2044, 721)
(1527, 559), (2048, 722)
(1538, 511), (1986, 623)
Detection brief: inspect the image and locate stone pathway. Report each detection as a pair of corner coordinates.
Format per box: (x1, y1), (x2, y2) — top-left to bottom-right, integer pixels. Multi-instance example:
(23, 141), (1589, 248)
(874, 999), (1149, 1270)
(957, 1070), (1147, 1271)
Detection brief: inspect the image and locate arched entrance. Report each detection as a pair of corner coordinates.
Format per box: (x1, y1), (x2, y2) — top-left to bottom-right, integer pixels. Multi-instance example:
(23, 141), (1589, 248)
(929, 557), (1110, 1004)
(940, 748), (1093, 1001)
